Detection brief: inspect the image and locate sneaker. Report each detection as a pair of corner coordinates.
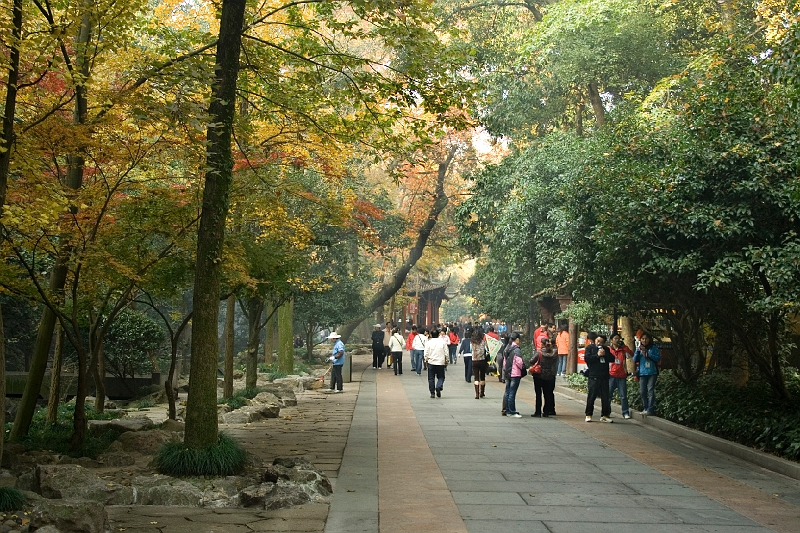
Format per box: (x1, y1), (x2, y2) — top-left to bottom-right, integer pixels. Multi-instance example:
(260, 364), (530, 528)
(601, 416), (613, 423)
(335, 390), (343, 393)
(436, 388), (442, 398)
(585, 416), (592, 422)
(640, 410), (648, 416)
(501, 411), (507, 416)
(531, 413), (541, 418)
(623, 413), (631, 419)
(511, 413), (522, 418)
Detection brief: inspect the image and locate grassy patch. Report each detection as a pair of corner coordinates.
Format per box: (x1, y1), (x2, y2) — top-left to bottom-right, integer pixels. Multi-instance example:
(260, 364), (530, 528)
(218, 387), (262, 410)
(0, 487), (25, 512)
(4, 403), (124, 458)
(153, 433), (247, 476)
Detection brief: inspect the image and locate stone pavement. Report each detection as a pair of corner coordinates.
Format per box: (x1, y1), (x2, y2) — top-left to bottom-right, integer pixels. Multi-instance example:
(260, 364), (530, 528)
(108, 352), (800, 533)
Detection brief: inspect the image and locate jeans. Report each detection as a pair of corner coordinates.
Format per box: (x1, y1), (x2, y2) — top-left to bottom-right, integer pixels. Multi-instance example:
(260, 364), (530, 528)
(448, 344), (457, 364)
(639, 374), (658, 414)
(503, 377), (521, 415)
(609, 376), (629, 416)
(428, 365), (446, 394)
(411, 350), (424, 374)
(392, 352), (403, 375)
(463, 356), (472, 382)
(557, 355), (567, 375)
(330, 365), (343, 391)
(585, 376), (611, 417)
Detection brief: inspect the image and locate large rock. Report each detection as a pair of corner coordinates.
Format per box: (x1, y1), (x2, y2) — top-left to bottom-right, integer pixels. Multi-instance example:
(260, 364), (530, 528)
(247, 392), (281, 406)
(96, 451), (136, 467)
(35, 464), (136, 505)
(160, 419), (185, 433)
(87, 417), (155, 436)
(29, 499), (109, 533)
(110, 429), (180, 454)
(131, 476), (203, 506)
(221, 404), (280, 424)
(239, 457), (332, 509)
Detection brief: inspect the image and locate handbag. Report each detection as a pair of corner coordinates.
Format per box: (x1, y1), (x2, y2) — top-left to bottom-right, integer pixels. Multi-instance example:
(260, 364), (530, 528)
(529, 352), (542, 375)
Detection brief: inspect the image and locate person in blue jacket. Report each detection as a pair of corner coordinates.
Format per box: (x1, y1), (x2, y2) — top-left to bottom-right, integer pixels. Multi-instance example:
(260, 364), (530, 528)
(327, 332), (345, 393)
(633, 332), (660, 415)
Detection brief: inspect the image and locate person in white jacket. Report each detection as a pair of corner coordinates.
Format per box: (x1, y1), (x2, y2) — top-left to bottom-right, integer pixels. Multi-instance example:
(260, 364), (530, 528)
(388, 327), (405, 375)
(424, 328), (449, 398)
(411, 327), (427, 375)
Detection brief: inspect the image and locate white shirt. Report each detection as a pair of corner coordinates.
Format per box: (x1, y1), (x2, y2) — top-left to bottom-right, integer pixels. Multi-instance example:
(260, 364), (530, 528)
(389, 333), (404, 352)
(424, 336), (449, 365)
(412, 333), (427, 351)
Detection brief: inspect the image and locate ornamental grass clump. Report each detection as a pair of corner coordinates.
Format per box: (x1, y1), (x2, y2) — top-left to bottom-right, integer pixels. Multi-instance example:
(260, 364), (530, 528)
(0, 487), (25, 512)
(153, 433), (248, 476)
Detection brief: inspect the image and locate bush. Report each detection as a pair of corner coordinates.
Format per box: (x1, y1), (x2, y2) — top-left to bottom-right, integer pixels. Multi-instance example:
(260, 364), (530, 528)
(4, 403), (124, 458)
(153, 433), (247, 476)
(218, 387), (261, 410)
(0, 487), (25, 512)
(564, 370), (800, 461)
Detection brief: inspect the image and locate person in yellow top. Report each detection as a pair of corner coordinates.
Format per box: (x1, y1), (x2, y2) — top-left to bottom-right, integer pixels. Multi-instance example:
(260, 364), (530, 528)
(556, 325), (569, 376)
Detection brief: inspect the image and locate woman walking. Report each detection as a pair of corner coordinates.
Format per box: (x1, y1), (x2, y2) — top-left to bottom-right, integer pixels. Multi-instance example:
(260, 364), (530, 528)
(389, 327), (405, 375)
(470, 326), (489, 399)
(458, 327), (473, 382)
(538, 337), (558, 416)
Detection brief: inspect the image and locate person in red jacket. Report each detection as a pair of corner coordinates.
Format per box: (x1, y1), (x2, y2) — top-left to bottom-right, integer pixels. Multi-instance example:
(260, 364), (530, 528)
(534, 323), (549, 350)
(608, 332), (634, 419)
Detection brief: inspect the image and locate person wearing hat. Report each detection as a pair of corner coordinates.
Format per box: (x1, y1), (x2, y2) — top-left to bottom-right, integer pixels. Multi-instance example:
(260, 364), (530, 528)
(327, 332), (345, 393)
(371, 324), (384, 369)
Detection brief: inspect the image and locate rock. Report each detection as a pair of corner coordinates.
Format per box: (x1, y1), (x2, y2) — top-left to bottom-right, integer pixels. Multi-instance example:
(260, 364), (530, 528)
(29, 499), (109, 533)
(221, 404), (280, 424)
(35, 464), (136, 505)
(16, 469), (35, 492)
(248, 392), (281, 406)
(87, 417), (155, 436)
(56, 456), (98, 468)
(113, 429), (180, 454)
(32, 526), (61, 533)
(239, 482), (276, 507)
(136, 481), (203, 506)
(256, 385), (297, 407)
(0, 444), (25, 469)
(238, 457), (333, 509)
(160, 419), (185, 432)
(96, 452), (136, 467)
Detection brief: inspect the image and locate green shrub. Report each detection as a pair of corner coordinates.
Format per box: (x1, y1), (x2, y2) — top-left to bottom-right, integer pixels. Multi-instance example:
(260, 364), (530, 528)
(135, 398), (155, 409)
(3, 403), (123, 458)
(0, 487), (25, 512)
(218, 387), (262, 410)
(153, 433), (247, 476)
(565, 372), (588, 392)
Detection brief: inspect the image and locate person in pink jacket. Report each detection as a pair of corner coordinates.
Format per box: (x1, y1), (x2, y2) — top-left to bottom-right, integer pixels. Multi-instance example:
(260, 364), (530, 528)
(502, 332), (525, 418)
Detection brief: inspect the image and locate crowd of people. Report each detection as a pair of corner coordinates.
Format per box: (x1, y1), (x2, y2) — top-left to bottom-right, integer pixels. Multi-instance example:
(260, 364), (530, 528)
(331, 319), (661, 418)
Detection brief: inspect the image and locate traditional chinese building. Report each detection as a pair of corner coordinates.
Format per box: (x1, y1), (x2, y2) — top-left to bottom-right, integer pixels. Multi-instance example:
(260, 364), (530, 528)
(406, 276), (450, 327)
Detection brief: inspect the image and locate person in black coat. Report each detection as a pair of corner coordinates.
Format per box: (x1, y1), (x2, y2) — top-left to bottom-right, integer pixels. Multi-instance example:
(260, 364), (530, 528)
(584, 332), (613, 422)
(371, 324), (385, 369)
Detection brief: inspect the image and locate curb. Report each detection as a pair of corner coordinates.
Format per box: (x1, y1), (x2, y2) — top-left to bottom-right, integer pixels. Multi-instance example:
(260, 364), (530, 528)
(555, 383), (800, 482)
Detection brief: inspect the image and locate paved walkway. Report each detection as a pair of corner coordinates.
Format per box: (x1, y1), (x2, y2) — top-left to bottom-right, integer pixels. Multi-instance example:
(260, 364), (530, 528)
(108, 352), (800, 532)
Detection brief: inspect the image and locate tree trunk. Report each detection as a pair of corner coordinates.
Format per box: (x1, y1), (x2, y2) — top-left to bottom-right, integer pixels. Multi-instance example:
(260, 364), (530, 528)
(338, 147), (457, 342)
(46, 325), (65, 423)
(224, 294), (235, 398)
(184, 0), (246, 449)
(278, 299), (294, 374)
(587, 82), (606, 128)
(93, 337), (105, 411)
(245, 296), (264, 388)
(567, 318), (578, 374)
(575, 98), (584, 136)
(264, 303), (275, 364)
(620, 317), (635, 354)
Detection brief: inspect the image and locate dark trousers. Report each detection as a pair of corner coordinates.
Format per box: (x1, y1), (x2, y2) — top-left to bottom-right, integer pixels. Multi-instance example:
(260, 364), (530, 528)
(542, 377), (556, 415)
(428, 365), (446, 393)
(586, 376), (611, 416)
(382, 346), (390, 367)
(464, 356), (472, 382)
(330, 365), (343, 391)
(532, 375), (543, 415)
(392, 351), (403, 374)
(372, 344), (383, 368)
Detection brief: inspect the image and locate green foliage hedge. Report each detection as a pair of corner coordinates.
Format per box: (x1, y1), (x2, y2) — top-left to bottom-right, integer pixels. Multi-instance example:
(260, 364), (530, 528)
(0, 487), (25, 512)
(565, 371), (800, 461)
(153, 433), (247, 476)
(4, 403), (124, 458)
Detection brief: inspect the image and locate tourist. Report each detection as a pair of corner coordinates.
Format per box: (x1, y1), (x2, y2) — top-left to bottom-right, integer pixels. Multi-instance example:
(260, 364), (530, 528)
(458, 327), (473, 383)
(424, 328), (449, 398)
(533, 337), (558, 417)
(556, 325), (569, 376)
(371, 324), (384, 369)
(382, 321), (393, 368)
(389, 327), (405, 375)
(448, 325), (460, 364)
(502, 332), (524, 418)
(326, 332), (345, 393)
(584, 333), (613, 422)
(634, 332), (661, 415)
(609, 333), (634, 419)
(411, 327), (427, 375)
(470, 326), (489, 399)
(534, 322), (549, 350)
